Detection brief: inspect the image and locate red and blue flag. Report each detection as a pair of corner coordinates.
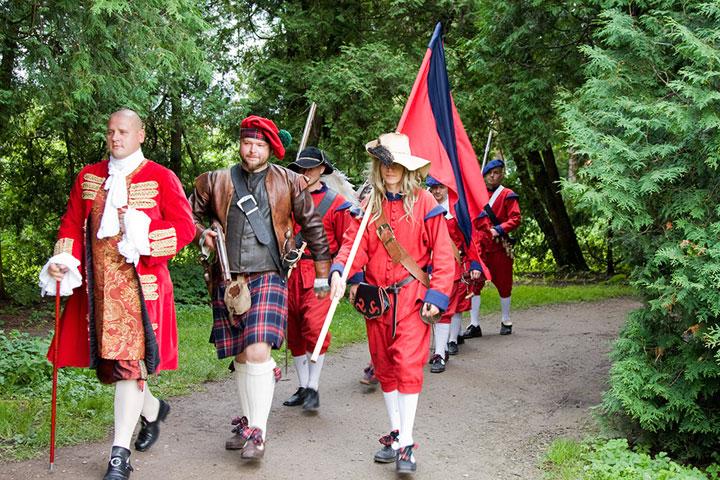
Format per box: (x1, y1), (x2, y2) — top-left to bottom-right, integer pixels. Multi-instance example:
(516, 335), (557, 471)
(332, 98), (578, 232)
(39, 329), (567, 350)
(397, 22), (489, 245)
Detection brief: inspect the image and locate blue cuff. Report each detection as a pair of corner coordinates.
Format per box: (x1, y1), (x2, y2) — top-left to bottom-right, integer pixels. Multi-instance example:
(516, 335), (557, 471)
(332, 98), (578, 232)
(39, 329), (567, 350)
(424, 289), (449, 311)
(470, 261), (481, 271)
(494, 225), (505, 236)
(507, 193), (519, 200)
(348, 271), (365, 284)
(328, 262), (345, 285)
(336, 201), (352, 211)
(424, 204), (446, 221)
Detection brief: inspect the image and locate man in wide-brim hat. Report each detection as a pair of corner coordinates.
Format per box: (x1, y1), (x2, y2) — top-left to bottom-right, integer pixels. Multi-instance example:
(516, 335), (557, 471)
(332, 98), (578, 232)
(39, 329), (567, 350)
(282, 146), (355, 412)
(329, 132), (454, 474)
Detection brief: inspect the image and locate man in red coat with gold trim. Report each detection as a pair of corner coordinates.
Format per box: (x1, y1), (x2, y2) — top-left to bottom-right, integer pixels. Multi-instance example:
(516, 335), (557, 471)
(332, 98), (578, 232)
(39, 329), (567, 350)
(282, 147), (354, 411)
(40, 109), (195, 480)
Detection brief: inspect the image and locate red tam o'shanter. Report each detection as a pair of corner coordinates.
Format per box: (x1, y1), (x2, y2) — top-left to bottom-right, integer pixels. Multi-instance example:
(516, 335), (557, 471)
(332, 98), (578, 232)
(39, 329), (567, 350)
(240, 115), (285, 160)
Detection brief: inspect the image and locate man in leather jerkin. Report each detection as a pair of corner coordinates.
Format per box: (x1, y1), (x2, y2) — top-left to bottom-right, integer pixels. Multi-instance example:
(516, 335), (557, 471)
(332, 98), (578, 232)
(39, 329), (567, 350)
(190, 115), (330, 460)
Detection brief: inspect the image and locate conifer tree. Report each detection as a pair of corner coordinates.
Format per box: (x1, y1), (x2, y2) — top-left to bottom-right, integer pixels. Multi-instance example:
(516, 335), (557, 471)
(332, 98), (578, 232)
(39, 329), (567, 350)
(561, 1), (720, 460)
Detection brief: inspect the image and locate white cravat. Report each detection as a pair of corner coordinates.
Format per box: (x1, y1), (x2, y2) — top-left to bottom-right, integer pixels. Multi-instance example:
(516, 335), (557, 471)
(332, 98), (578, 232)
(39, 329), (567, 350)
(97, 148), (145, 239)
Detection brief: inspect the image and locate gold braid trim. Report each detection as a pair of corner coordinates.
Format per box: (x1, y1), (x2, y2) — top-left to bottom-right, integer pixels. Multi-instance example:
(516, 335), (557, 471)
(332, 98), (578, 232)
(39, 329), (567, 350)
(149, 227), (176, 240)
(128, 181), (159, 209)
(140, 274), (159, 301)
(53, 238), (74, 256)
(150, 237), (177, 257)
(82, 173), (105, 200)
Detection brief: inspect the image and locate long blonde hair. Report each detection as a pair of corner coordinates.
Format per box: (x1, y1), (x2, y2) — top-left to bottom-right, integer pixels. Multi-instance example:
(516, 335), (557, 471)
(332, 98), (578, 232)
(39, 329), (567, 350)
(365, 158), (423, 223)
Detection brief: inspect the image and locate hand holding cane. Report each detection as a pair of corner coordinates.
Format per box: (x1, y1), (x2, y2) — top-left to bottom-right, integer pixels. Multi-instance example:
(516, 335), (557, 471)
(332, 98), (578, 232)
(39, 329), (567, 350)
(49, 279), (61, 471)
(311, 193), (374, 362)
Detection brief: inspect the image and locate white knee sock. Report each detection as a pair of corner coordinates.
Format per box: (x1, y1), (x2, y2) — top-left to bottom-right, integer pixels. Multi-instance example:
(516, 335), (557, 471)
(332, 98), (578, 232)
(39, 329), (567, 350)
(383, 390), (401, 434)
(433, 323), (450, 356)
(449, 313), (462, 342)
(470, 295), (481, 327)
(293, 355), (309, 388)
(113, 380), (145, 449)
(245, 359), (276, 439)
(140, 384), (160, 422)
(397, 393), (419, 448)
(306, 352), (324, 391)
(500, 296), (512, 324)
(233, 360), (250, 417)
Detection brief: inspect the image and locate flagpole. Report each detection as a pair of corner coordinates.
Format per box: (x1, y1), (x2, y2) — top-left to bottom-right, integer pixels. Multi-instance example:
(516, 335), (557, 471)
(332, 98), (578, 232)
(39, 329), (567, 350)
(297, 102), (317, 158)
(311, 192), (374, 363)
(480, 124), (494, 174)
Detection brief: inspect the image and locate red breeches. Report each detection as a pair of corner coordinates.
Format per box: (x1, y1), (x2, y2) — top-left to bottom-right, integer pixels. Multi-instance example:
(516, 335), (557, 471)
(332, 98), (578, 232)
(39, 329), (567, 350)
(484, 250), (514, 297)
(286, 273), (331, 357)
(366, 307), (430, 394)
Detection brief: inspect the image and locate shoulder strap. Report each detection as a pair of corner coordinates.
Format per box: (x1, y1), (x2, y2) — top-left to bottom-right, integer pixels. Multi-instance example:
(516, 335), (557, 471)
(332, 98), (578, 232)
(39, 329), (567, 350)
(229, 164), (273, 245)
(375, 209), (430, 288)
(488, 185), (505, 207)
(295, 188), (338, 247)
(484, 185), (506, 228)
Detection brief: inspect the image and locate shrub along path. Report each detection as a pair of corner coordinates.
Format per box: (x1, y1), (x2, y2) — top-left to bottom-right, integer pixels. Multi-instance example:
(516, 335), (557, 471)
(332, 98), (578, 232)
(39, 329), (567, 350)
(0, 297), (638, 480)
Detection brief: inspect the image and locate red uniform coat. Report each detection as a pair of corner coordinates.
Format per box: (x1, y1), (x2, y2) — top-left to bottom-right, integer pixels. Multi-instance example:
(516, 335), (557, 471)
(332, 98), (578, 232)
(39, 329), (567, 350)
(474, 185), (521, 297)
(47, 160), (195, 372)
(332, 189), (454, 393)
(287, 184), (352, 356)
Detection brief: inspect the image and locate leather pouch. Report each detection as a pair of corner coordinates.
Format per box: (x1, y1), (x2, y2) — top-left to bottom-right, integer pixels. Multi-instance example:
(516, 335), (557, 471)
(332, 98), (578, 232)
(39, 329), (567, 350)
(224, 276), (251, 321)
(353, 282), (390, 319)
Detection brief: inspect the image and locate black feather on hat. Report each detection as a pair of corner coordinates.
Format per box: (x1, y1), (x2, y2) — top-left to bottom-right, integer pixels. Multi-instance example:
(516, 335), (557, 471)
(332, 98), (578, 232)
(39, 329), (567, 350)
(287, 146), (334, 175)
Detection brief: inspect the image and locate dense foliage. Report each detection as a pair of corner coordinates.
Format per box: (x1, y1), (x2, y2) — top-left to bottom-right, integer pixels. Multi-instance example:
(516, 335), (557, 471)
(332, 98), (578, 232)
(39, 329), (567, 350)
(561, 1), (720, 461)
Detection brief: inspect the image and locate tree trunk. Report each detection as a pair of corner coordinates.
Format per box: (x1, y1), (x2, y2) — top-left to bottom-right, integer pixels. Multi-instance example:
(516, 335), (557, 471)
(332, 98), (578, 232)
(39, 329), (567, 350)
(516, 147), (588, 271)
(0, 20), (18, 135)
(0, 237), (8, 301)
(169, 93), (183, 177)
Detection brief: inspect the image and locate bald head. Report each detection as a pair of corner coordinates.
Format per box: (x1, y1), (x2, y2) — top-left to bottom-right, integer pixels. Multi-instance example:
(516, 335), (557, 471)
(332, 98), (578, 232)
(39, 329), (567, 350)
(106, 109), (145, 160)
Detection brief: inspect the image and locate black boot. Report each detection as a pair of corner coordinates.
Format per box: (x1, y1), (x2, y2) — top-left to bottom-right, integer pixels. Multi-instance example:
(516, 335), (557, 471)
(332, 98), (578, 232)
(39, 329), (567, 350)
(103, 446), (133, 480)
(283, 387), (307, 406)
(500, 323), (513, 335)
(302, 388), (320, 411)
(134, 399), (170, 452)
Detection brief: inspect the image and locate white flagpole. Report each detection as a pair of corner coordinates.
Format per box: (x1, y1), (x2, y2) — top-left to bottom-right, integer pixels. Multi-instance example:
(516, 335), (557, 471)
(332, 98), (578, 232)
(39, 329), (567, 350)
(311, 192), (374, 362)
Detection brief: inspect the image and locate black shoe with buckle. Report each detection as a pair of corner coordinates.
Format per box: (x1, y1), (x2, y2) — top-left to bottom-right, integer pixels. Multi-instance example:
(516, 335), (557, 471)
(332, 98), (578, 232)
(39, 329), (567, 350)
(429, 354), (445, 373)
(134, 399), (170, 452)
(374, 430), (399, 463)
(396, 444), (417, 474)
(283, 387), (307, 406)
(103, 446), (133, 480)
(462, 324), (482, 339)
(446, 341), (459, 355)
(500, 323), (512, 335)
(302, 388), (319, 411)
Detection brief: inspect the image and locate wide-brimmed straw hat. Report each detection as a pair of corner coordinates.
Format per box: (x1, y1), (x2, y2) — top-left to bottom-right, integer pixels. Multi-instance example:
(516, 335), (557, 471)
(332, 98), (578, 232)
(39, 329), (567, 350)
(365, 132), (431, 176)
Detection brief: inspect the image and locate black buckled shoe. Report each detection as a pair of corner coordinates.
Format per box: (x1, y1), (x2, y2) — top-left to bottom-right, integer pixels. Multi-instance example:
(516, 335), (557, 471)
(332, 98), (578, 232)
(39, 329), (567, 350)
(302, 388), (319, 411)
(456, 334), (464, 345)
(462, 324), (482, 339)
(446, 341), (459, 355)
(500, 323), (512, 335)
(396, 444), (417, 474)
(283, 387), (307, 406)
(134, 399), (170, 452)
(103, 446), (133, 480)
(429, 354), (446, 373)
(374, 430), (399, 463)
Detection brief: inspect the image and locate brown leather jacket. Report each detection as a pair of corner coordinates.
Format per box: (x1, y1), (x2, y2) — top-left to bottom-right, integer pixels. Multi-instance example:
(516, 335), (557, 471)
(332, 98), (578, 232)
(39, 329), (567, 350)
(190, 163), (331, 282)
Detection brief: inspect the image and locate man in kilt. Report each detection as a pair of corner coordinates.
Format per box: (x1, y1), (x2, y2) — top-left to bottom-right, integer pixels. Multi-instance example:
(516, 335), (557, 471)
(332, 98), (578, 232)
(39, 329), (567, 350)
(190, 115), (331, 460)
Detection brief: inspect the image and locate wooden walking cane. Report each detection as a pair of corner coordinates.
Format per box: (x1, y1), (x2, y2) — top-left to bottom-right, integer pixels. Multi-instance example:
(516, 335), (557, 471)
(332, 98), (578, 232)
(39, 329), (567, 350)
(49, 280), (61, 471)
(311, 192), (375, 362)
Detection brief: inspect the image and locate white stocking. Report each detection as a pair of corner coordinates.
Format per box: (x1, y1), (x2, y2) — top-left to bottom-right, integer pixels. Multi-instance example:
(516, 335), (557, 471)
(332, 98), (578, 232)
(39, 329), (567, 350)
(449, 313), (462, 342)
(307, 353), (324, 390)
(500, 296), (512, 324)
(433, 323), (450, 356)
(245, 359), (276, 439)
(470, 295), (481, 327)
(112, 380), (144, 449)
(293, 355), (309, 388)
(397, 393), (419, 448)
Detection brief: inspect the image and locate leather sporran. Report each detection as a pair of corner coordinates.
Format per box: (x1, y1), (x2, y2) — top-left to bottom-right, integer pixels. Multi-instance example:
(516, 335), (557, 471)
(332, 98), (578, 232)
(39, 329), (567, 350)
(353, 282), (390, 319)
(224, 276), (251, 318)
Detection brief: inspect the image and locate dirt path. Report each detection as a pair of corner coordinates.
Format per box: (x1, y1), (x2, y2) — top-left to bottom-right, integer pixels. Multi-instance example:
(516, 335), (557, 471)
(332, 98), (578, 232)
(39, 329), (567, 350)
(1, 298), (638, 480)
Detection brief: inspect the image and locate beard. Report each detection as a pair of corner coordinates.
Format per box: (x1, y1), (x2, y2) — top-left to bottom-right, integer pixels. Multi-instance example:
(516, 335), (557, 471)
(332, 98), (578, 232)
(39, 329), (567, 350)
(242, 156), (269, 172)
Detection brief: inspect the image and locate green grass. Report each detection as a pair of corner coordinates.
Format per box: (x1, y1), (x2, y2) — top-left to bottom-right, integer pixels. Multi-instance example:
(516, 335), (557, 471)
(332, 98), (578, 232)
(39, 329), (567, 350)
(0, 282), (634, 461)
(542, 438), (718, 480)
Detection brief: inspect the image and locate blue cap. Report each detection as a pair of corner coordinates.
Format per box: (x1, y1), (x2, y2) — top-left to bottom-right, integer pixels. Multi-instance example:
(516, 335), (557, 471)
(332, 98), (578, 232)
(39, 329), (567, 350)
(482, 159), (505, 176)
(426, 175), (442, 187)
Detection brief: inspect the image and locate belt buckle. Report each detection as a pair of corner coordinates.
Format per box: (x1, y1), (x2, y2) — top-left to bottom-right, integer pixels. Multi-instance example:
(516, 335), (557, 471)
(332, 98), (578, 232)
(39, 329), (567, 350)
(376, 223), (394, 245)
(237, 194), (259, 215)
